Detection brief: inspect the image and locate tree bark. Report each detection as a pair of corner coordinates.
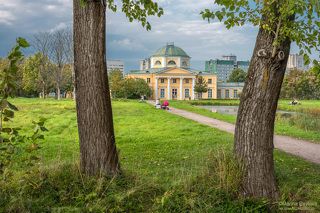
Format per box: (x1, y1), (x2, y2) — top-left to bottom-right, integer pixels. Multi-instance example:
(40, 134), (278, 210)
(71, 64), (76, 100)
(73, 0), (120, 176)
(42, 83), (46, 99)
(57, 86), (61, 100)
(234, 23), (291, 199)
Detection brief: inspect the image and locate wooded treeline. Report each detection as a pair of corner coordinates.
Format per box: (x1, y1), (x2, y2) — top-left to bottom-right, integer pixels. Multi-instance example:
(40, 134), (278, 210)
(0, 28), (74, 99)
(281, 66), (320, 99)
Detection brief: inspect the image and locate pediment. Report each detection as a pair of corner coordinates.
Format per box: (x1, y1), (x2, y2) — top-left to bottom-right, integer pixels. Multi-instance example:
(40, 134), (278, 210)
(157, 67), (194, 75)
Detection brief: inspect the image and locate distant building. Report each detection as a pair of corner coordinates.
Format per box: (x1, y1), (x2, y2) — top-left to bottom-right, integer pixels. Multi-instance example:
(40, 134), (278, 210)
(237, 61), (250, 72)
(107, 59), (124, 73)
(127, 42), (217, 100)
(205, 55), (250, 82)
(217, 82), (244, 99)
(205, 59), (234, 82)
(287, 54), (308, 71)
(222, 54), (237, 63)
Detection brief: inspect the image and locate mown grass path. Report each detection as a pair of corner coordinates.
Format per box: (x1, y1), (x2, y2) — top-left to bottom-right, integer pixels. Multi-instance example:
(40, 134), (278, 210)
(149, 101), (320, 164)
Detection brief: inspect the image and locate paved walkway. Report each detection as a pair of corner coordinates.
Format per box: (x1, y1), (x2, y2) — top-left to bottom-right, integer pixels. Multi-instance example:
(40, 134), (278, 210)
(149, 101), (320, 164)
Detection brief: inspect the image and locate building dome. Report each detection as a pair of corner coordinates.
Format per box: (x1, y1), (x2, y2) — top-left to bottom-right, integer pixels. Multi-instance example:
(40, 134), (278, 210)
(152, 42), (190, 58)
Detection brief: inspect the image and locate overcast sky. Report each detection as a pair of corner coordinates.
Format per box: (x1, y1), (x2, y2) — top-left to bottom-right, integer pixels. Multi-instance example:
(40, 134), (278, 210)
(0, 0), (315, 71)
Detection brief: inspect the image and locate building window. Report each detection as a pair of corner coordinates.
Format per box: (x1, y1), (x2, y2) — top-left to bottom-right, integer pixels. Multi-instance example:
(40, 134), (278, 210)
(226, 89), (230, 98)
(160, 78), (165, 83)
(173, 79), (177, 84)
(168, 60), (176, 66)
(208, 79), (212, 84)
(234, 90), (238, 98)
(217, 89), (221, 99)
(147, 78), (151, 83)
(155, 60), (161, 66)
(208, 89), (212, 99)
(185, 89), (190, 98)
(185, 79), (189, 83)
(172, 89), (177, 99)
(160, 89), (165, 98)
(182, 61), (188, 67)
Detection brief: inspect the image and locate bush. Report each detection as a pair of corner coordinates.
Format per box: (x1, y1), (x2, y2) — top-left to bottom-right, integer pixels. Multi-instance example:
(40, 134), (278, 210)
(109, 70), (152, 99)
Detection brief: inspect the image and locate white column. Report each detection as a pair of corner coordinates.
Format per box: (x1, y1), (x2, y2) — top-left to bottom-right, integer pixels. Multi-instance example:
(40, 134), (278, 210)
(180, 77), (183, 100)
(192, 78), (195, 100)
(162, 57), (166, 68)
(155, 77), (158, 100)
(167, 77), (171, 100)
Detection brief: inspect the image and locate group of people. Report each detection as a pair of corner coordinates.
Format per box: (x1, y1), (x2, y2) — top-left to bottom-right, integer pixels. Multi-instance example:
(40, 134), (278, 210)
(155, 100), (170, 110)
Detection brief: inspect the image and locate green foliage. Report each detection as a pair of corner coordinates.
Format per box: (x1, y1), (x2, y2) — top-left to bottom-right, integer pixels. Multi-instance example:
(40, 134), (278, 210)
(194, 76), (208, 99)
(0, 37), (29, 99)
(228, 68), (247, 82)
(81, 0), (164, 31)
(109, 70), (152, 99)
(201, 0), (320, 64)
(281, 68), (320, 99)
(21, 53), (45, 95)
(0, 39), (48, 175)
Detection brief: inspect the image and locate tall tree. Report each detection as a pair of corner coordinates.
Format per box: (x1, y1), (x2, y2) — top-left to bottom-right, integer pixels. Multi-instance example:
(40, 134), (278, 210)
(228, 68), (247, 82)
(64, 28), (75, 99)
(49, 29), (69, 100)
(73, 0), (163, 176)
(32, 32), (51, 98)
(202, 0), (320, 199)
(194, 76), (208, 99)
(21, 53), (53, 97)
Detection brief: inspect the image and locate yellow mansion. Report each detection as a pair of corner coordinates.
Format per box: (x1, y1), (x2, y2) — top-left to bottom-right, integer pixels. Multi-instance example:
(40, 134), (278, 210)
(127, 43), (218, 100)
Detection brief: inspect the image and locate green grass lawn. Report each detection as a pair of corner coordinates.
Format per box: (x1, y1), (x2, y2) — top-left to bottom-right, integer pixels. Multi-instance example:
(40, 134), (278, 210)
(170, 100), (320, 143)
(1, 98), (320, 212)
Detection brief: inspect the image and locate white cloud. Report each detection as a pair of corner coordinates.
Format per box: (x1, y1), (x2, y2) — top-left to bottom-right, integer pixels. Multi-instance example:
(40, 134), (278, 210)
(50, 22), (69, 32)
(0, 10), (15, 25)
(0, 0), (259, 68)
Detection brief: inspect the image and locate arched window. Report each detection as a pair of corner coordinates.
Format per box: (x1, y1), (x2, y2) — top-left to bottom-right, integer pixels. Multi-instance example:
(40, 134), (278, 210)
(182, 61), (188, 67)
(155, 60), (161, 66)
(168, 60), (176, 66)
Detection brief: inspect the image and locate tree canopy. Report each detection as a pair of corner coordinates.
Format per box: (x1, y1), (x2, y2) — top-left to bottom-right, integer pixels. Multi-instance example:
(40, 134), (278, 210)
(108, 69), (152, 99)
(281, 66), (320, 99)
(201, 0), (320, 64)
(228, 68), (247, 82)
(80, 0), (164, 30)
(194, 76), (208, 99)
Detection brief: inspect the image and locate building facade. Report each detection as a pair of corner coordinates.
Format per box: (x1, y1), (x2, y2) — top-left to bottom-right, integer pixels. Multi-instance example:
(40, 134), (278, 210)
(205, 56), (250, 82)
(217, 82), (244, 99)
(287, 54), (308, 71)
(107, 59), (125, 73)
(128, 43), (217, 100)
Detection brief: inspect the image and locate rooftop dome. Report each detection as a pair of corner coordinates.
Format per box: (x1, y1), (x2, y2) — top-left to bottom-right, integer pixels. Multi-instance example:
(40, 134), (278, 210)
(152, 42), (190, 58)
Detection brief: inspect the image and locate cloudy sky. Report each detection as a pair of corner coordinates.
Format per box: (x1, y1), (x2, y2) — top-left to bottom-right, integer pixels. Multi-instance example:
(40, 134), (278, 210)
(0, 0), (312, 71)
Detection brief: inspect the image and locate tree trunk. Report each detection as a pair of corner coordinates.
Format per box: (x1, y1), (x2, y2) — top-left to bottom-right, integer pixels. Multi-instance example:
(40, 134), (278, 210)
(234, 24), (291, 199)
(71, 64), (76, 100)
(57, 86), (61, 100)
(42, 83), (46, 99)
(73, 0), (120, 176)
